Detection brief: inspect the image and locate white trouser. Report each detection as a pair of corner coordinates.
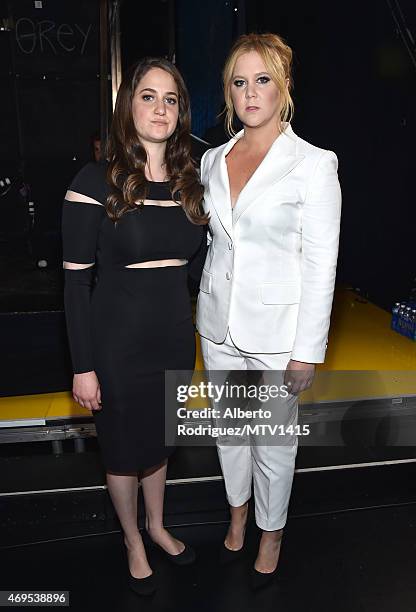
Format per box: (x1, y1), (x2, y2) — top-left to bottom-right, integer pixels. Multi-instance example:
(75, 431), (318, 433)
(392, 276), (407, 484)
(200, 330), (298, 531)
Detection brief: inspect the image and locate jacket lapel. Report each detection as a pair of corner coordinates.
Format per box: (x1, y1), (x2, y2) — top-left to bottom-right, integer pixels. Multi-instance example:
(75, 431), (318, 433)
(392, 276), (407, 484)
(205, 137), (236, 239)
(232, 123), (305, 224)
(204, 123), (305, 237)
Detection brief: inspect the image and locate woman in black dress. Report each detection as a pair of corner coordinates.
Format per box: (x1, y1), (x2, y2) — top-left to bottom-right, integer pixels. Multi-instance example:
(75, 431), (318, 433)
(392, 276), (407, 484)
(62, 58), (208, 595)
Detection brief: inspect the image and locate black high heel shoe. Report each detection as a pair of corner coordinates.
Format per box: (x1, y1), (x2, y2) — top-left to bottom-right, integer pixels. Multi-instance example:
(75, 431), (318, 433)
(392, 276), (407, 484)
(128, 570), (156, 596)
(251, 531), (283, 590)
(144, 527), (196, 566)
(250, 565), (279, 590)
(124, 535), (156, 595)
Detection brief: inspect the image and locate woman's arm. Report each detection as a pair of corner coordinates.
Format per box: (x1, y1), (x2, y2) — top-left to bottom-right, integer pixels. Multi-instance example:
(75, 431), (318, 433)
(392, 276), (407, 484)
(61, 163), (106, 409)
(64, 263), (103, 411)
(291, 150), (342, 364)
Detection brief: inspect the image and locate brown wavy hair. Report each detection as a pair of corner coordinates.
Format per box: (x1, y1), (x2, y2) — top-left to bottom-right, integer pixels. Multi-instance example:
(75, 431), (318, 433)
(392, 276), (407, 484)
(105, 57), (208, 225)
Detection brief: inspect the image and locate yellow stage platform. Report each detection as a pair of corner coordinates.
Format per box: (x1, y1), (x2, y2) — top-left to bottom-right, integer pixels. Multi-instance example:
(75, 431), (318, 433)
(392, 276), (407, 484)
(1, 287), (415, 428)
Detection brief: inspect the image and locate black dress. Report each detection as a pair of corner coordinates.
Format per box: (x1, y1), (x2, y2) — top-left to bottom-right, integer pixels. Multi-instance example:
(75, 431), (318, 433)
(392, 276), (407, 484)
(62, 160), (206, 472)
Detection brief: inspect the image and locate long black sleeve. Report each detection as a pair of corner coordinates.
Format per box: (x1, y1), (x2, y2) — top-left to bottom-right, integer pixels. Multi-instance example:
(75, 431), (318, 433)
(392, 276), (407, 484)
(62, 162), (107, 374)
(63, 266), (96, 374)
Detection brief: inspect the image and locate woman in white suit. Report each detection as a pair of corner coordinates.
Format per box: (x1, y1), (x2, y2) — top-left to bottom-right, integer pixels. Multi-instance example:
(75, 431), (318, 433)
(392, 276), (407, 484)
(196, 33), (341, 588)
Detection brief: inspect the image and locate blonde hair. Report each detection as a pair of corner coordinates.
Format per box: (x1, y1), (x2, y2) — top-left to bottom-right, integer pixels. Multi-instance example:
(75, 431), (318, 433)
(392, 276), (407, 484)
(222, 33), (294, 137)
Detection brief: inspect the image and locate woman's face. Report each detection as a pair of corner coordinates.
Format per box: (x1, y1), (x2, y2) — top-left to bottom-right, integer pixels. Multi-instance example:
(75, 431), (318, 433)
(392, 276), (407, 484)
(132, 67), (179, 145)
(230, 50), (282, 130)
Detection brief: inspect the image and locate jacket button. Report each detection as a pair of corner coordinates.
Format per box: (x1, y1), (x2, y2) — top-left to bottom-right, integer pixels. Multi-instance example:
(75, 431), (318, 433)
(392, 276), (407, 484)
(226, 272), (231, 280)
(228, 242), (233, 250)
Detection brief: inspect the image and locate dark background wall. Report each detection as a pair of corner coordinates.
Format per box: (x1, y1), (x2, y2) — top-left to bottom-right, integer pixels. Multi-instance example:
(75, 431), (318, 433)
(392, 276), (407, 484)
(0, 0), (101, 262)
(120, 0), (172, 68)
(0, 0), (101, 164)
(175, 0), (234, 137)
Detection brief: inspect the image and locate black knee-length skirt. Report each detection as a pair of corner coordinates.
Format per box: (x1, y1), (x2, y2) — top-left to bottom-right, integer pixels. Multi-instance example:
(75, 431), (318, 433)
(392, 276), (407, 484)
(90, 265), (195, 472)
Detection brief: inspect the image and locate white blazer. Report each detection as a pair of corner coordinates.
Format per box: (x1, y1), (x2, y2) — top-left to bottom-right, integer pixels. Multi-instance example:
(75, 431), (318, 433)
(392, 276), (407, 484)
(195, 122), (342, 364)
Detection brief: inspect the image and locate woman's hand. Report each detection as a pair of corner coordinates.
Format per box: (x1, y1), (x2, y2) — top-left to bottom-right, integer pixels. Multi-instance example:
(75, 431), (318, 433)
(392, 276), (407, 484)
(72, 371), (102, 411)
(284, 360), (315, 395)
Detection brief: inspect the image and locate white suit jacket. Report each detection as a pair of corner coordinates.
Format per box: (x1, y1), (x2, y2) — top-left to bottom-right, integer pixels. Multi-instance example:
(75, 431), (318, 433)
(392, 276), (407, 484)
(195, 123), (342, 363)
